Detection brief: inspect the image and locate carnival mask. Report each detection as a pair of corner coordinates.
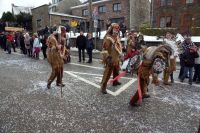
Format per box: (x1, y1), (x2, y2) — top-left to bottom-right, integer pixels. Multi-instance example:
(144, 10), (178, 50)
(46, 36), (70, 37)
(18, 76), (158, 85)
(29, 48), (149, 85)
(112, 24), (120, 35)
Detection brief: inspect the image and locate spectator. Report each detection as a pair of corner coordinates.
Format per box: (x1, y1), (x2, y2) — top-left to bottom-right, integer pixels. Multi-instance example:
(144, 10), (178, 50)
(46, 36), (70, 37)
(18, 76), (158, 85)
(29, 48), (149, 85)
(180, 46), (199, 85)
(106, 19), (111, 30)
(178, 37), (195, 79)
(24, 33), (31, 57)
(2, 32), (7, 51)
(120, 22), (127, 38)
(10, 32), (16, 52)
(33, 33), (42, 59)
(76, 31), (87, 62)
(96, 19), (101, 38)
(193, 45), (200, 83)
(6, 32), (14, 54)
(41, 35), (48, 60)
(20, 32), (26, 54)
(86, 33), (94, 63)
(29, 35), (34, 57)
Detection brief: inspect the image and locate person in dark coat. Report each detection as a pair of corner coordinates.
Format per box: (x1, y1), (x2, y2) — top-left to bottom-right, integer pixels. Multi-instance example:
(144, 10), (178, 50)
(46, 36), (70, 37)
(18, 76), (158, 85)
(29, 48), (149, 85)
(2, 33), (7, 51)
(180, 47), (199, 85)
(76, 31), (87, 62)
(86, 33), (94, 63)
(41, 35), (48, 59)
(20, 33), (26, 54)
(120, 22), (127, 38)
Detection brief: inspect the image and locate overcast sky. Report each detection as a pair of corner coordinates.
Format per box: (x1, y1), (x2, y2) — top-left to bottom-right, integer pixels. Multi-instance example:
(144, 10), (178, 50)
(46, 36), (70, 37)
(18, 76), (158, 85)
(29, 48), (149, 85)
(0, 0), (51, 17)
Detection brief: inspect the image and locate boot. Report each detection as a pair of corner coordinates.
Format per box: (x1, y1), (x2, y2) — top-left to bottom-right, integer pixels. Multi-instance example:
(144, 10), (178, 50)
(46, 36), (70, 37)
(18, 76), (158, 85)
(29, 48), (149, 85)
(113, 81), (121, 86)
(101, 85), (107, 94)
(47, 82), (51, 89)
(129, 95), (139, 107)
(56, 83), (65, 87)
(142, 94), (150, 99)
(163, 71), (171, 85)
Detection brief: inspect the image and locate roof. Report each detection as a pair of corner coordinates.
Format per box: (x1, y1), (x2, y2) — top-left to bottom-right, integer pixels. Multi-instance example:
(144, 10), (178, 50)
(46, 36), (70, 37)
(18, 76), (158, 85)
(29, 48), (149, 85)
(12, 4), (33, 15)
(71, 0), (111, 9)
(31, 4), (49, 10)
(49, 12), (87, 19)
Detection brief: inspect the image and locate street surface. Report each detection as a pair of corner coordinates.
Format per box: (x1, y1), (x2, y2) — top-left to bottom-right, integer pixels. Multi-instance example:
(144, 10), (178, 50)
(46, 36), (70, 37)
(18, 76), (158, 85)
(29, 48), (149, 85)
(0, 49), (200, 133)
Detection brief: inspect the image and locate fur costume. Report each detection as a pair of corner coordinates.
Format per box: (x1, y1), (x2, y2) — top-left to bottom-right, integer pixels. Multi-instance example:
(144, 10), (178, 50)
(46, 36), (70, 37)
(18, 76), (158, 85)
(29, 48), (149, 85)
(101, 23), (122, 94)
(130, 45), (172, 106)
(47, 33), (64, 88)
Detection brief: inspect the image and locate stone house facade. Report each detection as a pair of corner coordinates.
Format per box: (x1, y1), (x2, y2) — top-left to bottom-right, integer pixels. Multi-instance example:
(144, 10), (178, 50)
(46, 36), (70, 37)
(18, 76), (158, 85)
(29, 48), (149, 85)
(32, 4), (86, 33)
(152, 0), (200, 34)
(32, 4), (50, 33)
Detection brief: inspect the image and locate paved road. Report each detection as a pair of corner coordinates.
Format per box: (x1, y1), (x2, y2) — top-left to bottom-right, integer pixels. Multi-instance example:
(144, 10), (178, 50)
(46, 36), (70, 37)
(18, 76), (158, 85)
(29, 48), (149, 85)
(0, 49), (200, 133)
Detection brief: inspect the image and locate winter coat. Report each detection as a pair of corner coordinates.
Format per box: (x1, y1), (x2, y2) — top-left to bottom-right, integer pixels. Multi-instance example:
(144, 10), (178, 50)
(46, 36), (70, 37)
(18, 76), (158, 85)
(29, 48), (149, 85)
(76, 35), (87, 49)
(33, 38), (41, 48)
(24, 37), (31, 49)
(86, 38), (94, 50)
(195, 50), (200, 64)
(182, 49), (199, 67)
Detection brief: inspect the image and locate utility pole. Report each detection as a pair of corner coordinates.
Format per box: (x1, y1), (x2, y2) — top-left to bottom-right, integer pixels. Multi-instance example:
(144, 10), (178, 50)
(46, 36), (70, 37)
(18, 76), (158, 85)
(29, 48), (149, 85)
(89, 0), (93, 34)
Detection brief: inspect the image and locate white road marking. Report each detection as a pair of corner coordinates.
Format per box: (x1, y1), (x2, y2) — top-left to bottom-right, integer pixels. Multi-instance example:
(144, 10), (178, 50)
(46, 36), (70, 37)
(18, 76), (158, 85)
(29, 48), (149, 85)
(65, 71), (116, 96)
(65, 71), (133, 80)
(68, 62), (104, 70)
(64, 71), (137, 96)
(113, 78), (137, 96)
(70, 55), (100, 62)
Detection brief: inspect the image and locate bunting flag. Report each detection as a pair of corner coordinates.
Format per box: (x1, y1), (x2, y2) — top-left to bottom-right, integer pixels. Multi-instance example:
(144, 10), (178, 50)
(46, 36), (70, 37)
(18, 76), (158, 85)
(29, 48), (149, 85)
(137, 66), (142, 104)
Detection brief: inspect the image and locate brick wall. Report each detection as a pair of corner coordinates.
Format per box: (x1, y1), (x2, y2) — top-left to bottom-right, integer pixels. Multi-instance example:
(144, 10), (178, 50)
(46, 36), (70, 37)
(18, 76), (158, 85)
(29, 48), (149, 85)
(152, 0), (200, 34)
(130, 0), (150, 30)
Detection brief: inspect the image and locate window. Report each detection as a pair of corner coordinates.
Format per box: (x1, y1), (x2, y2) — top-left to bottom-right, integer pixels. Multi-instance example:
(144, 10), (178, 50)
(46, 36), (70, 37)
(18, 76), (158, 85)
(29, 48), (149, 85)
(82, 9), (89, 16)
(160, 17), (165, 28)
(159, 16), (172, 28)
(99, 6), (106, 13)
(110, 17), (124, 24)
(52, 6), (56, 12)
(184, 14), (192, 22)
(61, 20), (69, 25)
(160, 0), (172, 6)
(52, 0), (55, 4)
(113, 3), (121, 12)
(166, 17), (172, 27)
(166, 0), (172, 5)
(37, 19), (42, 28)
(160, 0), (166, 6)
(186, 0), (193, 4)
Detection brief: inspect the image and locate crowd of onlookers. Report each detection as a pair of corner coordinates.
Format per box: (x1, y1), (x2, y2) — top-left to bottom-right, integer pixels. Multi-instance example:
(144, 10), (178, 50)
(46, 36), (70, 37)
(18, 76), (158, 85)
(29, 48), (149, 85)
(178, 37), (200, 85)
(0, 31), (48, 60)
